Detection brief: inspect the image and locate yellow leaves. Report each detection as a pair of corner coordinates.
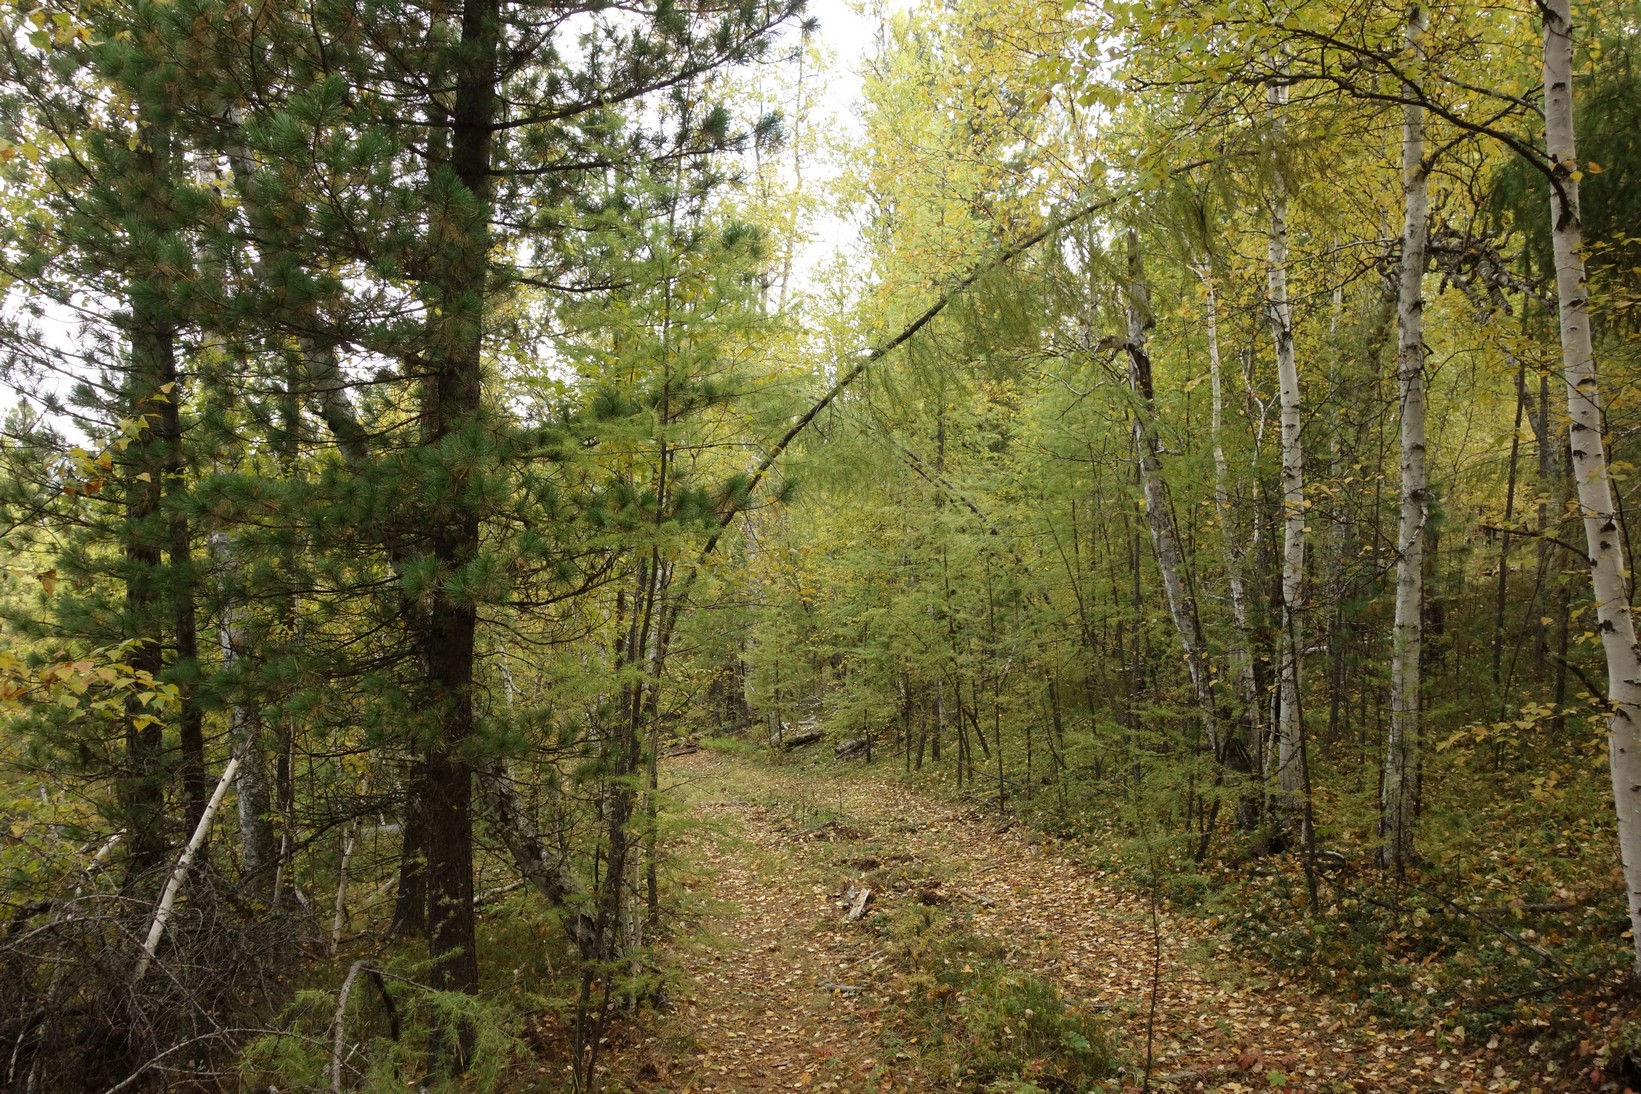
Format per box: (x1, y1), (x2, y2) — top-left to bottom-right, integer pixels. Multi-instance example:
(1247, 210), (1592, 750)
(1438, 701), (1565, 756)
(0, 136), (41, 164)
(21, 8), (90, 50)
(0, 641), (177, 725)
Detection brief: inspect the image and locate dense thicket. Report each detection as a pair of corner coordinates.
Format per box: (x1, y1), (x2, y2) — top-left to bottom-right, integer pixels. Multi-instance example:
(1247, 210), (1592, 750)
(0, 0), (1637, 1087)
(0, 0), (808, 1086)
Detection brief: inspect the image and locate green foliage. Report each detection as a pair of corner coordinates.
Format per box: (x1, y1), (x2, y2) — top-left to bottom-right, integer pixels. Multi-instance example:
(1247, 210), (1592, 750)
(879, 904), (1118, 1092)
(241, 965), (527, 1093)
(1204, 844), (1628, 1038)
(2, 0), (1640, 1085)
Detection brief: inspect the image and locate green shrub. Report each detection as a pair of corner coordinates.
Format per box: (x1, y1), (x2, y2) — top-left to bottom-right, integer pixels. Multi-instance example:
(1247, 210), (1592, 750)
(881, 904), (1118, 1092)
(240, 961), (526, 1093)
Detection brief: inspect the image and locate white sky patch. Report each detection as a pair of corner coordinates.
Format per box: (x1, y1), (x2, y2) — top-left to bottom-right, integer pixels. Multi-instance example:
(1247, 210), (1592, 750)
(783, 0), (912, 300)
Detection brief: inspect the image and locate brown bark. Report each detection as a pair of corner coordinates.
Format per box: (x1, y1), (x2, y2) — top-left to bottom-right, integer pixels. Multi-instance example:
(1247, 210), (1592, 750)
(416, 0), (498, 1011)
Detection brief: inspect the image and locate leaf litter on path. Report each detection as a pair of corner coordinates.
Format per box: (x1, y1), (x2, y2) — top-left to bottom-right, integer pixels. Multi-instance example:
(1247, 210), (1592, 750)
(595, 751), (1580, 1092)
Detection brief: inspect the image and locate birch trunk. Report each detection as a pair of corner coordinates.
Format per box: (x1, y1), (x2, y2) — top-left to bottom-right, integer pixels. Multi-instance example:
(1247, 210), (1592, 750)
(1542, 0), (1641, 974)
(1125, 231), (1220, 758)
(212, 531), (278, 899)
(1266, 79), (1308, 814)
(329, 822), (358, 956)
(133, 753), (242, 982)
(1383, 3), (1431, 871)
(476, 760), (597, 955)
(1198, 261), (1260, 770)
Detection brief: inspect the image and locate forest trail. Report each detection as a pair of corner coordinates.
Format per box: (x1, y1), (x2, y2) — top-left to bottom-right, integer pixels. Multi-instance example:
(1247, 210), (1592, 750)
(598, 749), (1562, 1093)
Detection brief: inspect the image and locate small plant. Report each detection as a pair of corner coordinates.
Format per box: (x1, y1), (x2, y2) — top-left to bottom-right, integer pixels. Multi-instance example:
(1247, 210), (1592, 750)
(879, 904), (1118, 1091)
(241, 959), (527, 1093)
(699, 733), (762, 757)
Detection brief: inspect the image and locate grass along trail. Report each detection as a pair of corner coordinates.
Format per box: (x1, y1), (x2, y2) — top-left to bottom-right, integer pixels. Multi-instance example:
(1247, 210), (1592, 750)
(595, 748), (1570, 1092)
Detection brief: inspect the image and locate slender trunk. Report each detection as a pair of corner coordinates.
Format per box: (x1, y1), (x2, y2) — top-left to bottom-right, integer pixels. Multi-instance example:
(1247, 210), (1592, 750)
(1492, 362), (1528, 739)
(1382, 4), (1430, 871)
(133, 752), (241, 982)
(330, 822), (358, 956)
(1126, 467), (1147, 789)
(1266, 79), (1308, 817)
(1201, 265), (1252, 646)
(169, 473), (206, 834)
(213, 532), (277, 898)
(641, 567), (669, 929)
(576, 559), (653, 1083)
(1542, 0), (1641, 974)
(478, 760), (596, 953)
(1125, 232), (1220, 760)
(1198, 263), (1260, 810)
(1534, 364), (1554, 664)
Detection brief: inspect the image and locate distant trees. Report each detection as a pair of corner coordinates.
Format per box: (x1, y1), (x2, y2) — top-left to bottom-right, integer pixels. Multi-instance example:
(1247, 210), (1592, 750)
(723, 0), (1641, 975)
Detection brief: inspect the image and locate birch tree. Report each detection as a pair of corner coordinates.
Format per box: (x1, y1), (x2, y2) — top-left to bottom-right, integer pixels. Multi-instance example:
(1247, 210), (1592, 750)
(1266, 77), (1308, 822)
(1122, 230), (1222, 765)
(1382, 1), (1432, 872)
(1541, 0), (1641, 973)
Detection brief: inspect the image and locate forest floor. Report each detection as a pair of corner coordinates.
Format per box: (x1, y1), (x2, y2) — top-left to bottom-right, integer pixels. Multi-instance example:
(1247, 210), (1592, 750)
(590, 747), (1599, 1093)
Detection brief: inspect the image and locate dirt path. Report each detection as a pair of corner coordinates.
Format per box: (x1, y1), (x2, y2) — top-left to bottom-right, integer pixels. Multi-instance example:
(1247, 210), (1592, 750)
(598, 758), (935, 1093)
(598, 750), (1569, 1093)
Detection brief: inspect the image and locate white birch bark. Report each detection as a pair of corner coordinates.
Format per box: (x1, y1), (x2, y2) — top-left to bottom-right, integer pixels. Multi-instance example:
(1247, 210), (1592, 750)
(1201, 266), (1250, 633)
(1383, 3), (1430, 871)
(1197, 261), (1260, 755)
(211, 531), (278, 897)
(1125, 230), (1220, 757)
(1542, 0), (1641, 973)
(1266, 79), (1308, 810)
(133, 753), (241, 982)
(476, 759), (597, 955)
(329, 821), (358, 956)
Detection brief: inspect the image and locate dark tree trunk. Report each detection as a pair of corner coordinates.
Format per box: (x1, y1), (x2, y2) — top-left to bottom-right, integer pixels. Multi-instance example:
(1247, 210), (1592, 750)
(415, 0), (498, 1016)
(393, 766), (430, 937)
(122, 277), (175, 881)
(165, 388), (206, 834)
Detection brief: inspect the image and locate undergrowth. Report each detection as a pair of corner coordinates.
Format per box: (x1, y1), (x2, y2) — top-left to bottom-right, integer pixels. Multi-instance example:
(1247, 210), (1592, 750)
(1007, 731), (1637, 1080)
(876, 902), (1118, 1093)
